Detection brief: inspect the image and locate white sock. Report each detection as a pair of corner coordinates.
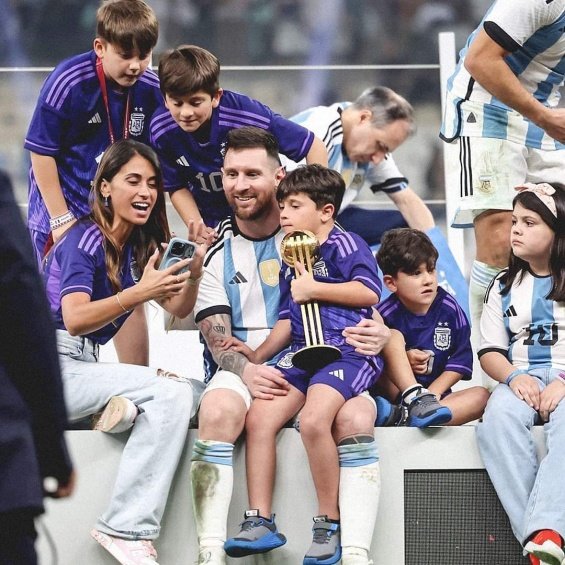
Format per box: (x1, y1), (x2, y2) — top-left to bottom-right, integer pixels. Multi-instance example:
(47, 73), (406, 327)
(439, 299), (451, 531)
(338, 440), (381, 557)
(401, 384), (424, 406)
(470, 261), (502, 390)
(191, 440), (234, 548)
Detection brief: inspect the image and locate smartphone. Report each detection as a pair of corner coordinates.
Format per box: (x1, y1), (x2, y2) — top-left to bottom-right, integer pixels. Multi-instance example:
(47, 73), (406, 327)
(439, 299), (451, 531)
(159, 237), (197, 274)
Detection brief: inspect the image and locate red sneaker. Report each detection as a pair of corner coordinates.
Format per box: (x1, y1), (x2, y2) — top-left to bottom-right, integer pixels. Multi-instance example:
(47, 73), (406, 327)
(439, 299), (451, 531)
(524, 530), (563, 565)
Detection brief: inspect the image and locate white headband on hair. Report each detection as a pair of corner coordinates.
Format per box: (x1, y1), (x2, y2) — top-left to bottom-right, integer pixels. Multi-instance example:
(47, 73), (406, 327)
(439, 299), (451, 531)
(514, 182), (557, 218)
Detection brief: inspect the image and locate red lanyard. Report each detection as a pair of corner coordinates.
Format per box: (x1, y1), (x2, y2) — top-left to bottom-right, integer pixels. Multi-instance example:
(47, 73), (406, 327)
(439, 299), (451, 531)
(96, 57), (131, 144)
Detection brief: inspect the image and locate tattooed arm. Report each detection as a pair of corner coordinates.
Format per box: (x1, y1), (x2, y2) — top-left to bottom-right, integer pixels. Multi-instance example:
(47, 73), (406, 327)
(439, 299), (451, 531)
(198, 313), (248, 377)
(197, 313), (289, 399)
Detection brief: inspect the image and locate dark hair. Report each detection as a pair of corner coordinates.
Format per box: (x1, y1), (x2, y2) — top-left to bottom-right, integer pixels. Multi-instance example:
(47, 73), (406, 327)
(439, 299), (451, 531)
(90, 139), (170, 292)
(225, 126), (281, 165)
(276, 165), (344, 219)
(500, 183), (565, 301)
(159, 45), (220, 98)
(352, 86), (415, 135)
(96, 0), (158, 58)
(377, 228), (438, 276)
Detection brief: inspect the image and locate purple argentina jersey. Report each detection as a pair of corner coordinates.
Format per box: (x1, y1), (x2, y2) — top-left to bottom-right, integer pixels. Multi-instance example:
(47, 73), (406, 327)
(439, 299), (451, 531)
(377, 286), (473, 388)
(149, 90), (315, 226)
(279, 227), (381, 353)
(43, 220), (136, 344)
(25, 50), (165, 234)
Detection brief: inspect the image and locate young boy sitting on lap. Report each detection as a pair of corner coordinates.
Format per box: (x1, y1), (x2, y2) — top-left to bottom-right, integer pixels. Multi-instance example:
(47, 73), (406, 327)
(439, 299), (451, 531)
(373, 228), (489, 426)
(223, 165), (383, 565)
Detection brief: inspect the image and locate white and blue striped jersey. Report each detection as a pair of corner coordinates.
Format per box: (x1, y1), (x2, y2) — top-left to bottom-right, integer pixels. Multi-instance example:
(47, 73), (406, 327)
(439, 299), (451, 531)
(193, 218), (285, 372)
(480, 269), (565, 371)
(441, 0), (565, 150)
(285, 103), (408, 211)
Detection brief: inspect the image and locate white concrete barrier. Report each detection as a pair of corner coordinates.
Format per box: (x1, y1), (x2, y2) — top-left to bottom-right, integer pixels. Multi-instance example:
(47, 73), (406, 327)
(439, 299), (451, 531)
(36, 426), (546, 564)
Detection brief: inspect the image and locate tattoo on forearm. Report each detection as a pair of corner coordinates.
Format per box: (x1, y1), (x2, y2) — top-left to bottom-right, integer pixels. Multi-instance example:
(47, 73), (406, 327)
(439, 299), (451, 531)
(215, 350), (248, 377)
(199, 315), (248, 377)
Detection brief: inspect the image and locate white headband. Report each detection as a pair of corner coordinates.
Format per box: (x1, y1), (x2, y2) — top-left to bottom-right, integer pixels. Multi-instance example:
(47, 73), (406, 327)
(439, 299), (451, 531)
(515, 182), (557, 218)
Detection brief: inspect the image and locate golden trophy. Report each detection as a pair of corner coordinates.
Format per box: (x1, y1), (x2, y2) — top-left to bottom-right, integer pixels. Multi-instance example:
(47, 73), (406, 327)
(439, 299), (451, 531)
(280, 230), (341, 372)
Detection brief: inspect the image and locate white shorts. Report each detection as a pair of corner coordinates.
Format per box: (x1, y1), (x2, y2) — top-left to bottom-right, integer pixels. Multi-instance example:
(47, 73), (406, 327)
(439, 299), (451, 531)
(445, 137), (565, 228)
(200, 369), (252, 409)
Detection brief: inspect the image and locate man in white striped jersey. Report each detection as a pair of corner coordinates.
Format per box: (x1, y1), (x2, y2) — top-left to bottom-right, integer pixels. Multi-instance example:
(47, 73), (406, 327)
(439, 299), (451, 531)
(190, 127), (391, 565)
(441, 0), (565, 384)
(286, 86), (434, 247)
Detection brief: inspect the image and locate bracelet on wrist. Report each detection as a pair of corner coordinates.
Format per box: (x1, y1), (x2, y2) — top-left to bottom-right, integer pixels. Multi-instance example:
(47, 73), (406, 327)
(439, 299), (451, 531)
(116, 291), (131, 313)
(505, 369), (524, 385)
(49, 210), (76, 231)
(187, 273), (203, 286)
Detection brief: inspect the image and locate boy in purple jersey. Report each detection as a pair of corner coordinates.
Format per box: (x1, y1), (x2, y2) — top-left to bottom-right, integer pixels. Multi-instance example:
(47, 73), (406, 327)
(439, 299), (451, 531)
(152, 45), (327, 229)
(25, 0), (165, 366)
(373, 228), (489, 426)
(223, 165), (382, 565)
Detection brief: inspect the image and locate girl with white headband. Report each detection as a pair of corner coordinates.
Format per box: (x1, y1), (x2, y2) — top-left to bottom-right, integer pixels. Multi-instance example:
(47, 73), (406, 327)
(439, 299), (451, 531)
(476, 182), (565, 565)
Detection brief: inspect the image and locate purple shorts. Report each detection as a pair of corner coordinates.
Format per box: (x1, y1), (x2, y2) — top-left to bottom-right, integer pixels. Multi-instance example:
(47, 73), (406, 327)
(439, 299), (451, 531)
(276, 350), (383, 400)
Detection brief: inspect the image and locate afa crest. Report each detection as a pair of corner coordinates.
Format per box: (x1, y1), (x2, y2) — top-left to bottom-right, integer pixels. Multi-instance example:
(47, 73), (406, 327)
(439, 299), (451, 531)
(259, 259), (279, 287)
(129, 111), (145, 136)
(433, 324), (451, 351)
(277, 351), (294, 369)
(351, 173), (364, 189)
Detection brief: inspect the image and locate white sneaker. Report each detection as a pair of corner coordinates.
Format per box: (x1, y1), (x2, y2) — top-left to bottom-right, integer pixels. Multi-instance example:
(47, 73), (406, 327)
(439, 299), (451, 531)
(197, 545), (226, 565)
(92, 396), (138, 433)
(91, 529), (159, 565)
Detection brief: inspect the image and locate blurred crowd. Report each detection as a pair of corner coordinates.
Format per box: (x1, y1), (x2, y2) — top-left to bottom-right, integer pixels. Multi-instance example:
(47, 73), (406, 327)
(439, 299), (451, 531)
(4, 0), (491, 102)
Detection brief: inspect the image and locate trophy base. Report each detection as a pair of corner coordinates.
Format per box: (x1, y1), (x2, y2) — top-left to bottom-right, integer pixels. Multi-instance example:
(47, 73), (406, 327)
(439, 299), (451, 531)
(292, 345), (342, 372)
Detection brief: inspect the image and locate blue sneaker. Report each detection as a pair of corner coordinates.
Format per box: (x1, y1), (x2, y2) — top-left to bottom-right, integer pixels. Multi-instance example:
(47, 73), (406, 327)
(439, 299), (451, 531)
(303, 516), (341, 565)
(406, 391), (452, 427)
(224, 510), (286, 557)
(375, 396), (408, 426)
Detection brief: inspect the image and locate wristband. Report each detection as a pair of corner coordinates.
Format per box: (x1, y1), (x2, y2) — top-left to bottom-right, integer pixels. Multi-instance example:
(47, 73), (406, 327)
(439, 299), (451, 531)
(49, 210), (76, 231)
(187, 273), (203, 286)
(116, 291), (131, 313)
(505, 369), (524, 385)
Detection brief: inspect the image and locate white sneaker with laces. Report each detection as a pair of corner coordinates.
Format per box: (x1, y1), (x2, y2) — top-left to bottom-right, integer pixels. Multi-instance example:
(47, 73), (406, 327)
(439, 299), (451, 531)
(91, 528), (159, 564)
(92, 396), (138, 433)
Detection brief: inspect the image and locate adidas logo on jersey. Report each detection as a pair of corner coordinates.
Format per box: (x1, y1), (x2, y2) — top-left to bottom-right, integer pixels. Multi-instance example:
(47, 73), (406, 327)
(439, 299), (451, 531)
(466, 112), (477, 124)
(329, 369), (344, 381)
(176, 156), (190, 167)
(503, 305), (517, 318)
(88, 113), (102, 124)
(229, 271), (247, 284)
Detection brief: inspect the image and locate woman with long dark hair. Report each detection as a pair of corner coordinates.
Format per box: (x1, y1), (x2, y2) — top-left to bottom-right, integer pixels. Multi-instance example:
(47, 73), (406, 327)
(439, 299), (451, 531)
(43, 139), (209, 565)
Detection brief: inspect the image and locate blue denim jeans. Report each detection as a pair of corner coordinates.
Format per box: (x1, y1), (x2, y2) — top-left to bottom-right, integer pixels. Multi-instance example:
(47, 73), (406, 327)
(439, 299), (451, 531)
(476, 367), (565, 545)
(57, 330), (201, 540)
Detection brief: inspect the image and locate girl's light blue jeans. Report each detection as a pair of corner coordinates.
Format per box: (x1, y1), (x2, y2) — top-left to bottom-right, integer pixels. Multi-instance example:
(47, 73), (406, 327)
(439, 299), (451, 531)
(476, 367), (565, 545)
(57, 330), (201, 540)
